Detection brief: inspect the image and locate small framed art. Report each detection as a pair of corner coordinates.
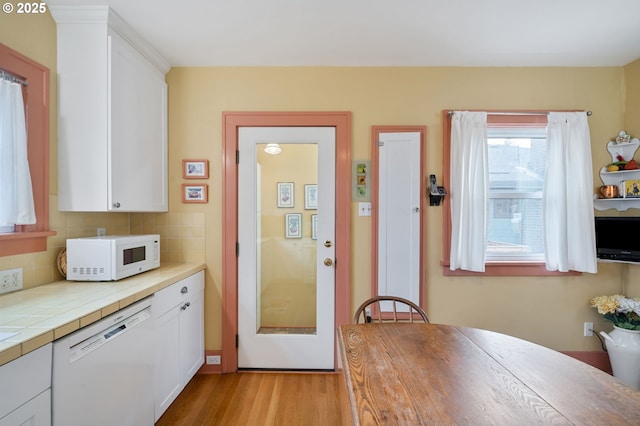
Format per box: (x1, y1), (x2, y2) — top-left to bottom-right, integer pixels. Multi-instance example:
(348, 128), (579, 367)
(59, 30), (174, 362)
(311, 214), (318, 240)
(305, 184), (318, 210)
(277, 182), (295, 208)
(182, 184), (208, 203)
(285, 213), (302, 238)
(183, 159), (209, 179)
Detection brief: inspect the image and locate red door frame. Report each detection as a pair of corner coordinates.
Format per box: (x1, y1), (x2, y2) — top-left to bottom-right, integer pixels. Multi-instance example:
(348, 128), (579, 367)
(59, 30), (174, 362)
(221, 112), (352, 373)
(370, 126), (427, 309)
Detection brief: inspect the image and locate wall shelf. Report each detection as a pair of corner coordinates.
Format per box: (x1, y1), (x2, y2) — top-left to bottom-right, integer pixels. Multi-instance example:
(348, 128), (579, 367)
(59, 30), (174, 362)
(593, 196), (640, 211)
(595, 140), (640, 211)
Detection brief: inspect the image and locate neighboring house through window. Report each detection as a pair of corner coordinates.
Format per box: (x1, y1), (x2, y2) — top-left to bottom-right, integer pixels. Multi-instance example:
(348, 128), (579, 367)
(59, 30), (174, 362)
(442, 111), (592, 276)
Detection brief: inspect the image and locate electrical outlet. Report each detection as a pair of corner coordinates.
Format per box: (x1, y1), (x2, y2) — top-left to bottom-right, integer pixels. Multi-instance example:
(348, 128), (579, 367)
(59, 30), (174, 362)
(0, 268), (23, 294)
(206, 355), (221, 365)
(584, 321), (593, 337)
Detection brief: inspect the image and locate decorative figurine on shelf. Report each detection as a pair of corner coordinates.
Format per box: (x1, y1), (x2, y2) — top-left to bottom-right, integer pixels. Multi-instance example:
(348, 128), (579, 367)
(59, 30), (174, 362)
(616, 130), (632, 144)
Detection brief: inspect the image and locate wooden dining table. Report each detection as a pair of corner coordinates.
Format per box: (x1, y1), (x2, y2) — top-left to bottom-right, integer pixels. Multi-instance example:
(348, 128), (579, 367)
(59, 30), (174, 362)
(338, 323), (640, 425)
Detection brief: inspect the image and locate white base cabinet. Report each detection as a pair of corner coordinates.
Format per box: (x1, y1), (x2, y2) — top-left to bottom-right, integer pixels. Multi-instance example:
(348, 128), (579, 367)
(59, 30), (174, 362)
(50, 6), (169, 212)
(0, 344), (51, 426)
(153, 271), (205, 421)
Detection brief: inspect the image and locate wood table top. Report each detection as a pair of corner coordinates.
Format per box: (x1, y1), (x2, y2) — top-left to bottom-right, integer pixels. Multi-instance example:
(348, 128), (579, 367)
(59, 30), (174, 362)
(338, 323), (640, 425)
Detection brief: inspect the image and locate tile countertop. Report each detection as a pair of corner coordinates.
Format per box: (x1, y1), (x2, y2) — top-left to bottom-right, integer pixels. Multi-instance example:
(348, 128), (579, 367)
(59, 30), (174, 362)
(0, 263), (206, 366)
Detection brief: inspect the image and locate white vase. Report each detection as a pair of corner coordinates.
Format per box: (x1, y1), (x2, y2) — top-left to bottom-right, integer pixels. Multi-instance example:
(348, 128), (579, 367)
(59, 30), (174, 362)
(600, 326), (640, 390)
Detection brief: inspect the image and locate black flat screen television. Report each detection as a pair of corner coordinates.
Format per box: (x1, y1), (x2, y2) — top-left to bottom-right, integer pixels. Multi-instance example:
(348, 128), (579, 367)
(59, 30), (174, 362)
(595, 216), (640, 263)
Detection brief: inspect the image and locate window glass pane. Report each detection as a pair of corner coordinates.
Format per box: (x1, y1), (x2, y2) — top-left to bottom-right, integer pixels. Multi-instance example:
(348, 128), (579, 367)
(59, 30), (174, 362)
(487, 128), (546, 261)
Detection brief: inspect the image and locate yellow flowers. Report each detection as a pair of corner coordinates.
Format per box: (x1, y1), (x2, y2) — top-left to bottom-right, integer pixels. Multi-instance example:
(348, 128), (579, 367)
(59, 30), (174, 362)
(590, 295), (623, 314)
(590, 295), (640, 330)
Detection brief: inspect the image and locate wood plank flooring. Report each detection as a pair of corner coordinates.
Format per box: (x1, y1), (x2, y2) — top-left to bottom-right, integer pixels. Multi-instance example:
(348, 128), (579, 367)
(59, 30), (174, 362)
(155, 372), (348, 426)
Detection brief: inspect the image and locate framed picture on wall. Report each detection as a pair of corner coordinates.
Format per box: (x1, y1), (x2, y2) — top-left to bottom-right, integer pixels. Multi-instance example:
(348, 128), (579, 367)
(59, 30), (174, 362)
(182, 159), (209, 179)
(304, 184), (318, 210)
(285, 213), (302, 238)
(182, 184), (208, 203)
(311, 214), (318, 240)
(277, 182), (295, 208)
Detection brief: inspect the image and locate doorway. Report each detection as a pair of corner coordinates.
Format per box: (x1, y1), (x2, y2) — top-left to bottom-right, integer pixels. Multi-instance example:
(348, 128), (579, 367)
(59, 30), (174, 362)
(237, 127), (336, 369)
(222, 112), (351, 373)
(370, 126), (427, 309)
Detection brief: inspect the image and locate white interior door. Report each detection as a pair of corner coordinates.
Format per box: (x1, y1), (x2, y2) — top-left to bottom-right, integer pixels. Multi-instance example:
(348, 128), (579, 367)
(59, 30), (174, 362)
(238, 127), (335, 369)
(377, 132), (421, 310)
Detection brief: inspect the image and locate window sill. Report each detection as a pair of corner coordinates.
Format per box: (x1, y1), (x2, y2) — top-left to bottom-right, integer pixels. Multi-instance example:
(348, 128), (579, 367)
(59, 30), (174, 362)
(0, 231), (57, 257)
(441, 262), (581, 277)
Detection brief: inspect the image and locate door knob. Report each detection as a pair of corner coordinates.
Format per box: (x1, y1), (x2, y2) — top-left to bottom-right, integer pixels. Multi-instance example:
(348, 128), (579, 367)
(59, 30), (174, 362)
(324, 258), (333, 266)
(324, 240), (332, 248)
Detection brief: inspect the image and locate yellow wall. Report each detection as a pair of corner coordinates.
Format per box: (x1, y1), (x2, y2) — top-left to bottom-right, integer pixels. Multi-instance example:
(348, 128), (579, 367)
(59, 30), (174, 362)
(2, 10), (638, 354)
(169, 66), (627, 352)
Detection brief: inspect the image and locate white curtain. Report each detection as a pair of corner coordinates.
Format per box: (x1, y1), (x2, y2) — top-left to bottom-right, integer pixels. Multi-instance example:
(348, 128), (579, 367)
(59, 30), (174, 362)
(544, 112), (597, 273)
(449, 111), (488, 272)
(0, 79), (36, 230)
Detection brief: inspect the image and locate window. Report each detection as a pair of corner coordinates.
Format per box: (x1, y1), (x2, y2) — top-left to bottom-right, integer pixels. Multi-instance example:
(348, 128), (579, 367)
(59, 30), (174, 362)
(441, 111), (578, 276)
(486, 126), (546, 262)
(0, 43), (55, 257)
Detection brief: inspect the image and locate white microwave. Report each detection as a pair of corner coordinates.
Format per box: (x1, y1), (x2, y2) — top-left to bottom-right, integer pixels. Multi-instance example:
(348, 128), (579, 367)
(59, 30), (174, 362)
(66, 235), (160, 281)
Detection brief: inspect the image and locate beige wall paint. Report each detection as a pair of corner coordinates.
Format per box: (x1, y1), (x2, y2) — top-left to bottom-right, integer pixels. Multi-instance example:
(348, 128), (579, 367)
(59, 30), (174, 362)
(2, 10), (639, 354)
(169, 65), (626, 352)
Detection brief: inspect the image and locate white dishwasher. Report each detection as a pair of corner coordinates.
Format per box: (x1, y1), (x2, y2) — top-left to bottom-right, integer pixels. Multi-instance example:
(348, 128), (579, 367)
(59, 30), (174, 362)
(52, 297), (155, 426)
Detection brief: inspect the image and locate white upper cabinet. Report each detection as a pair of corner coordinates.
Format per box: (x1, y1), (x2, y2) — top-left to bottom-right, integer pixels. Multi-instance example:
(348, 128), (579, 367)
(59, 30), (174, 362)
(51, 6), (169, 212)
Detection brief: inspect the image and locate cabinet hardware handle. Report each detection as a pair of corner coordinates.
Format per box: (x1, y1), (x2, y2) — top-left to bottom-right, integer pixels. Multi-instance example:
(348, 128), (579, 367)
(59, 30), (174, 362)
(181, 302), (191, 311)
(113, 202), (121, 208)
(181, 286), (188, 294)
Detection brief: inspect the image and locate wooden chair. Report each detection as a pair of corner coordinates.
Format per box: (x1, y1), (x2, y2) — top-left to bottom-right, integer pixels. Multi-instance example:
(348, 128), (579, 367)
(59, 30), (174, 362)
(353, 296), (429, 323)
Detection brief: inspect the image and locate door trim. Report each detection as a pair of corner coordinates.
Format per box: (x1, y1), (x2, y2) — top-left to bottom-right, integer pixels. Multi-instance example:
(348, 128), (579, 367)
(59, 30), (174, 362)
(222, 112), (352, 373)
(370, 126), (427, 308)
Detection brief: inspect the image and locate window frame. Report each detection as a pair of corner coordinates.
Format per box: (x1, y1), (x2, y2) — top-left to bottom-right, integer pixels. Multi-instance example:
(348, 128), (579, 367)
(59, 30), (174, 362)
(0, 43), (55, 257)
(441, 110), (579, 276)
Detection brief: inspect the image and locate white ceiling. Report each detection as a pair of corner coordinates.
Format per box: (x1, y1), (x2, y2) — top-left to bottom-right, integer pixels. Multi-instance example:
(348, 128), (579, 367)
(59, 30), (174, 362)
(45, 0), (640, 67)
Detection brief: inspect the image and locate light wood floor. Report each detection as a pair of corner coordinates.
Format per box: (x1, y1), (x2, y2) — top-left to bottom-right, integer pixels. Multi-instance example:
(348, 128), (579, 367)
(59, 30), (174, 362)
(155, 372), (348, 426)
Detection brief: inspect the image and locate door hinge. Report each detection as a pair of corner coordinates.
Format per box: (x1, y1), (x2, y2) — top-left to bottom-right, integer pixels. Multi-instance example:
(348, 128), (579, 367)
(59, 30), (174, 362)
(378, 141), (384, 147)
(236, 334), (239, 348)
(236, 242), (239, 257)
(236, 150), (239, 164)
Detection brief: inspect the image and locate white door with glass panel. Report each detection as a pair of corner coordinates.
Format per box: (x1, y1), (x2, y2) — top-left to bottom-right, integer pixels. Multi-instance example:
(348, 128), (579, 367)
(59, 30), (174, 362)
(238, 127), (336, 369)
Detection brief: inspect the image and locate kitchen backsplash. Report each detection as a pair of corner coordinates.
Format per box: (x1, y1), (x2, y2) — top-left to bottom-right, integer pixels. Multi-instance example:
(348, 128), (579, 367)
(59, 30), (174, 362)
(0, 195), (205, 290)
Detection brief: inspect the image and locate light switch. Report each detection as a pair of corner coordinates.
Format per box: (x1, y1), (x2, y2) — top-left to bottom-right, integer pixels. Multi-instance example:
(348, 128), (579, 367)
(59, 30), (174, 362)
(358, 202), (372, 217)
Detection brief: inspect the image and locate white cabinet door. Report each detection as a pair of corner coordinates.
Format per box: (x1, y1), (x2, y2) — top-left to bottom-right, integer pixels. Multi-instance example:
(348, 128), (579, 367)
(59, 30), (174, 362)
(52, 6), (168, 212)
(109, 32), (168, 212)
(153, 271), (204, 421)
(0, 390), (50, 426)
(180, 287), (204, 381)
(0, 344), (51, 424)
(154, 305), (182, 421)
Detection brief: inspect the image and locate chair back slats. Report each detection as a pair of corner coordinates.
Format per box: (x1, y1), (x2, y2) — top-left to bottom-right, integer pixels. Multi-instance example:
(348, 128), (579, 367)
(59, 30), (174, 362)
(353, 296), (429, 324)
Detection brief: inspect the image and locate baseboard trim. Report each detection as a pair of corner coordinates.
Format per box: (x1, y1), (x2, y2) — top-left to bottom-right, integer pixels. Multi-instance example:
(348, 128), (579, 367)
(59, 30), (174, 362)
(197, 349), (222, 374)
(561, 350), (612, 374)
